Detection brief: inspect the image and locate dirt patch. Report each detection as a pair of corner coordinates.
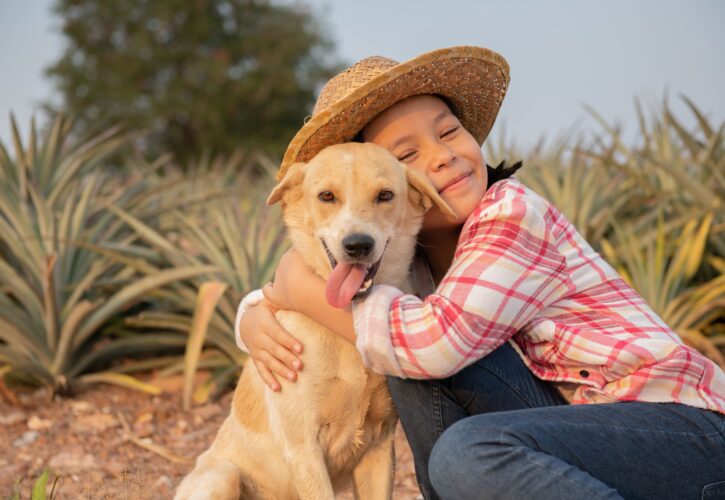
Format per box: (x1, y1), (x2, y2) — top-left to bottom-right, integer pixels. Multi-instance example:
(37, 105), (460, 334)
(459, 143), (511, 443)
(0, 376), (421, 499)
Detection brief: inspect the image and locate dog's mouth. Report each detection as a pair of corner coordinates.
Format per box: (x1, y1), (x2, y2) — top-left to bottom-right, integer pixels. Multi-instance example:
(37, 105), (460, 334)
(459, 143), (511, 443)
(322, 239), (387, 308)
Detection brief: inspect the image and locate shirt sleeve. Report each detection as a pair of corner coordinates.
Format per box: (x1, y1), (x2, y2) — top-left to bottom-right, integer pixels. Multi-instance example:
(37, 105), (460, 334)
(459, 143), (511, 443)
(234, 289), (265, 352)
(353, 285), (406, 377)
(353, 182), (574, 379)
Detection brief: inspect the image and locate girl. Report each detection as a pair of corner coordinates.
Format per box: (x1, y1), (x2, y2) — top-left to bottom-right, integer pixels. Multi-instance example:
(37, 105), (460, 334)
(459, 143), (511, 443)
(236, 47), (725, 499)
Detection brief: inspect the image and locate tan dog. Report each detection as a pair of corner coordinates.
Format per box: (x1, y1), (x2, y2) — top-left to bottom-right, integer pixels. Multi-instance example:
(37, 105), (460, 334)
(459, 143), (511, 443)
(175, 143), (454, 500)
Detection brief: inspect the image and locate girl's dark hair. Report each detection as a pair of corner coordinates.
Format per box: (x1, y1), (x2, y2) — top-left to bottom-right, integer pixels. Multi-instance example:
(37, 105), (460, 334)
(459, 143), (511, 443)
(486, 160), (523, 188)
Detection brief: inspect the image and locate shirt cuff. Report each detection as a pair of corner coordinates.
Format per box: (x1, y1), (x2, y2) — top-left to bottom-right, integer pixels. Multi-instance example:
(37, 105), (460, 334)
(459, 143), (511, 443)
(352, 284), (406, 378)
(234, 289), (265, 352)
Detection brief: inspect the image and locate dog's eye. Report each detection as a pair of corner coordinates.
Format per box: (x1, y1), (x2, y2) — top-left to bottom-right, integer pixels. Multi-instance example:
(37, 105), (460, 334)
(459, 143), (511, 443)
(318, 191), (335, 203)
(376, 190), (394, 203)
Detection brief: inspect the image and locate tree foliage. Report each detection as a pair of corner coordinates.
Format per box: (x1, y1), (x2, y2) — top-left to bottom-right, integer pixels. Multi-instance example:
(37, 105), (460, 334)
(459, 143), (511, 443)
(46, 0), (341, 162)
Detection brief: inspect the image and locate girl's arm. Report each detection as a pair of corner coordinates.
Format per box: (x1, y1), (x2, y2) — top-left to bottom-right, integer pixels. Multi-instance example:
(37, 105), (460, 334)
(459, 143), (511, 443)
(355, 181), (573, 379)
(262, 249), (356, 343)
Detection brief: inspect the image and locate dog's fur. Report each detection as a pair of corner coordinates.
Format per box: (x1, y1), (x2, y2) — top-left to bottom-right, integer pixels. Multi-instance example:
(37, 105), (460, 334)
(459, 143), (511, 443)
(175, 143), (454, 500)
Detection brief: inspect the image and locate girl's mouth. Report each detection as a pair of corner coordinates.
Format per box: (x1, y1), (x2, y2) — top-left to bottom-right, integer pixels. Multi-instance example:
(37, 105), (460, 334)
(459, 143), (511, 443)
(439, 172), (472, 193)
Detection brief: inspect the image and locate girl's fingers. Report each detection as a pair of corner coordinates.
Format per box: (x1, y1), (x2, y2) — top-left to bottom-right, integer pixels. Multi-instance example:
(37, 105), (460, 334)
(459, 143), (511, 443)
(254, 359), (281, 392)
(266, 340), (303, 372)
(260, 302), (304, 362)
(264, 316), (302, 353)
(260, 351), (298, 384)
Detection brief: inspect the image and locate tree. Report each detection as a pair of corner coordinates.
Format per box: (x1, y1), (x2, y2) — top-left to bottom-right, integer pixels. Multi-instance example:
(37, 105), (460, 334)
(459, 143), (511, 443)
(46, 0), (342, 162)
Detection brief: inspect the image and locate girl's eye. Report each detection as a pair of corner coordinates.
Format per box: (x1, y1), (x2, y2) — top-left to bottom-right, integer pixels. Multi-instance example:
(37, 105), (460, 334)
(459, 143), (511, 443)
(377, 189), (394, 203)
(398, 151), (416, 162)
(318, 191), (335, 202)
(441, 126), (459, 137)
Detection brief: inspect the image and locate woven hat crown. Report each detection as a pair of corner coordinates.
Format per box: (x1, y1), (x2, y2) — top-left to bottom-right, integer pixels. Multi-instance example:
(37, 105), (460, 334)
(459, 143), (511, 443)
(279, 46), (510, 179)
(312, 56), (399, 116)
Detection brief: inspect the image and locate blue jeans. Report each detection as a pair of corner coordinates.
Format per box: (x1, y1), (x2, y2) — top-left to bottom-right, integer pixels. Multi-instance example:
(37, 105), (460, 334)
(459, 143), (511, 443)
(386, 342), (725, 500)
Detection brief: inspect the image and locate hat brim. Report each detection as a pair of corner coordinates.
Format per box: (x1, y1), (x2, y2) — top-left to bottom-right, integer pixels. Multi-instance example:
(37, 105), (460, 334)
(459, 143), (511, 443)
(278, 46), (510, 180)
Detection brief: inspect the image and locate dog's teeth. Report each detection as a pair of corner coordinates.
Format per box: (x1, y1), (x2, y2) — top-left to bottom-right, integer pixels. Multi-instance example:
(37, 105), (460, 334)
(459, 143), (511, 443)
(321, 240), (338, 269)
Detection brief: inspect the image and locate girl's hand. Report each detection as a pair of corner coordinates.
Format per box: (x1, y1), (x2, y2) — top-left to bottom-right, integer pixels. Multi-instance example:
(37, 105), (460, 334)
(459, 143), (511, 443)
(238, 297), (304, 392)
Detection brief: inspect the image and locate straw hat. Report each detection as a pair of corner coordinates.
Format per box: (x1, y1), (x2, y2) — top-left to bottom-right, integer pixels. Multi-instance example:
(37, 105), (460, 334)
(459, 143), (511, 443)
(278, 45), (510, 179)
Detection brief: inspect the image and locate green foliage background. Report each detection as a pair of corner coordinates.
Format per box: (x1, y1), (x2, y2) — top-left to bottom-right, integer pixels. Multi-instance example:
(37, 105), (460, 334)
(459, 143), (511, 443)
(45, 0), (342, 162)
(1, 99), (723, 400)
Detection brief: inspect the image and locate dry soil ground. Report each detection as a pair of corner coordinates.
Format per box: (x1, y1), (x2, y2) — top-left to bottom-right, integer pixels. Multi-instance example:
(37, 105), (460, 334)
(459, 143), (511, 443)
(0, 374), (421, 499)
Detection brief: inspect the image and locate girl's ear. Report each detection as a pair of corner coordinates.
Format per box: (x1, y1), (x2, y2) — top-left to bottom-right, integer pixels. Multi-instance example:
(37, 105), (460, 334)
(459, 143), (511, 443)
(266, 162), (305, 206)
(405, 167), (457, 218)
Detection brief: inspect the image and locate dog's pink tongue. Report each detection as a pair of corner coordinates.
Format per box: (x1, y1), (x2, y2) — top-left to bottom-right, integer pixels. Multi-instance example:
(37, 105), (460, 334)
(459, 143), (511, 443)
(326, 262), (367, 308)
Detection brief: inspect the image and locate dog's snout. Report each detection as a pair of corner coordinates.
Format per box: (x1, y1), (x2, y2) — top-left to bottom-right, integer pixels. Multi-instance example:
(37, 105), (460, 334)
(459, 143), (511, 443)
(343, 233), (374, 258)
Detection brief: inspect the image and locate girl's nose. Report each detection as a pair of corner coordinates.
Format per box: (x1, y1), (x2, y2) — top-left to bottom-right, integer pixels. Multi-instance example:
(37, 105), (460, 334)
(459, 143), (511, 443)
(430, 142), (456, 172)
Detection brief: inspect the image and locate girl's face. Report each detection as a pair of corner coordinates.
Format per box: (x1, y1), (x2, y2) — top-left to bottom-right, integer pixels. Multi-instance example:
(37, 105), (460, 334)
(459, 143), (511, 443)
(362, 95), (487, 231)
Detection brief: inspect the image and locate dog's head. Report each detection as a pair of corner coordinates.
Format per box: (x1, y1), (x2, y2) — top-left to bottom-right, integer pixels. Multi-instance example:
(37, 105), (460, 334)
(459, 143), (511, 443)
(267, 142), (455, 308)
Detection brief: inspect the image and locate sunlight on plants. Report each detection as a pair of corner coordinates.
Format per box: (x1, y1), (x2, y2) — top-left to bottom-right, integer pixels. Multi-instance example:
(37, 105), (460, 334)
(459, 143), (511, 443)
(1, 96), (723, 401)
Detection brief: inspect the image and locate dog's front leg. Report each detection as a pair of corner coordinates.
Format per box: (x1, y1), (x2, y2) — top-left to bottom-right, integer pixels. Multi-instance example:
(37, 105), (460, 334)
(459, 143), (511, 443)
(351, 433), (395, 500)
(285, 441), (336, 500)
(272, 381), (336, 500)
(174, 453), (242, 500)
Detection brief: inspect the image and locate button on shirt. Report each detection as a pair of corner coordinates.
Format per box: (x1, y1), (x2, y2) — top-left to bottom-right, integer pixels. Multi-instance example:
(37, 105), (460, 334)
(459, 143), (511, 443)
(352, 178), (725, 413)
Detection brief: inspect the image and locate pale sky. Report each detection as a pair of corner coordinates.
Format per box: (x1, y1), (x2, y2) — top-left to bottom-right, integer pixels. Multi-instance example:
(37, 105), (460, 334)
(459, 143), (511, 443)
(1, 0), (724, 150)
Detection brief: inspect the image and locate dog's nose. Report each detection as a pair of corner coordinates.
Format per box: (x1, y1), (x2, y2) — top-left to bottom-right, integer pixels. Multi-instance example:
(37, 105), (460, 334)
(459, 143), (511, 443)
(343, 233), (374, 258)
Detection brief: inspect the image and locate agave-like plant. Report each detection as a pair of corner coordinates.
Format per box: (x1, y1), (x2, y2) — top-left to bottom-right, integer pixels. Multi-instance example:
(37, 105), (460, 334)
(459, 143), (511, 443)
(585, 97), (724, 264)
(102, 151), (289, 406)
(0, 116), (221, 394)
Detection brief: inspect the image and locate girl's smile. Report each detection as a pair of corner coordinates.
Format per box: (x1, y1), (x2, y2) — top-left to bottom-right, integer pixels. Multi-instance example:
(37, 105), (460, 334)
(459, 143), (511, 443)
(438, 171), (474, 194)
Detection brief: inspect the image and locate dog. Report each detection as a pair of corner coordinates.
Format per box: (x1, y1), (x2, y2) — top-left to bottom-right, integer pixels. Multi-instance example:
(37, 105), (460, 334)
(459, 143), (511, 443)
(175, 142), (454, 500)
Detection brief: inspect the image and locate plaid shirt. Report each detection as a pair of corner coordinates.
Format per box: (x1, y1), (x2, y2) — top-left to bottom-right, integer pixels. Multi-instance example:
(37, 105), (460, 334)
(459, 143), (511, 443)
(353, 178), (725, 413)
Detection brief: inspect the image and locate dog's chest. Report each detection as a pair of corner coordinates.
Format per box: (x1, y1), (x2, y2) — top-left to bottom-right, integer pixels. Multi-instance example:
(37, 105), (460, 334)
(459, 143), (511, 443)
(275, 312), (395, 465)
(320, 370), (395, 476)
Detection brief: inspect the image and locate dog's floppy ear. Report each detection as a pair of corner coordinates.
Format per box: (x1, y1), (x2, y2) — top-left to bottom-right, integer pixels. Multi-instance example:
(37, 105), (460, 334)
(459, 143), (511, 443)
(405, 167), (457, 218)
(266, 162), (305, 206)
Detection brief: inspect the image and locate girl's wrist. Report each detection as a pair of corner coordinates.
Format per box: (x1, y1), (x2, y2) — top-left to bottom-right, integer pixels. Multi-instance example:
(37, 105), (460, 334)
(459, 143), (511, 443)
(235, 289), (265, 351)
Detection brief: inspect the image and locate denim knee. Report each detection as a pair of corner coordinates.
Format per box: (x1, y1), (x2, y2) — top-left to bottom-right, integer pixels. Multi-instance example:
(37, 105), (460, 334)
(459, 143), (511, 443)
(429, 417), (523, 499)
(428, 411), (632, 500)
(428, 419), (483, 498)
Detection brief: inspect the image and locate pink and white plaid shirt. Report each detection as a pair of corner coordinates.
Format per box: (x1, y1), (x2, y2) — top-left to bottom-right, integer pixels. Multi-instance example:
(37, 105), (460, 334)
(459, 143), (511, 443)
(353, 178), (725, 413)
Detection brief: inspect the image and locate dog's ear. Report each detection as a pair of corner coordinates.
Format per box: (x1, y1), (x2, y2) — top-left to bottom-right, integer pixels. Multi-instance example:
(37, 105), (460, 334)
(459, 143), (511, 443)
(266, 162), (305, 206)
(405, 167), (457, 218)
